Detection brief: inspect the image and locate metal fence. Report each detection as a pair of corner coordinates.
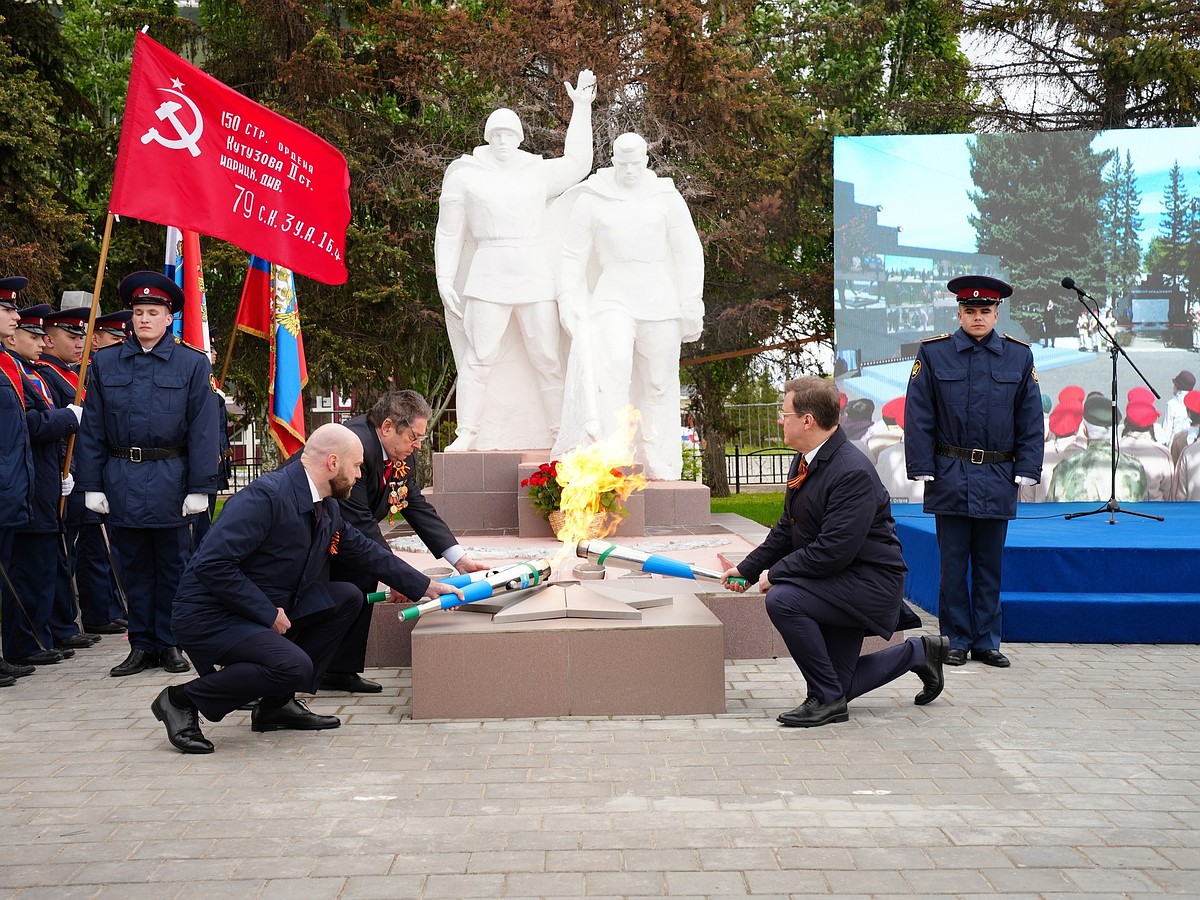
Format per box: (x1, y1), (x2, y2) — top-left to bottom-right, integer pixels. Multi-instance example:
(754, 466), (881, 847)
(725, 446), (793, 493)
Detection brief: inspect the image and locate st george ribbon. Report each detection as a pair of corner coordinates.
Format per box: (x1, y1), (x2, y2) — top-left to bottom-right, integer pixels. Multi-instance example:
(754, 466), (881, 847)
(111, 32), (350, 285)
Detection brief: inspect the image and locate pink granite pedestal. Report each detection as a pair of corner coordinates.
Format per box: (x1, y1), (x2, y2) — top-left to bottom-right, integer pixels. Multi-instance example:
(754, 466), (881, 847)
(410, 592), (725, 719)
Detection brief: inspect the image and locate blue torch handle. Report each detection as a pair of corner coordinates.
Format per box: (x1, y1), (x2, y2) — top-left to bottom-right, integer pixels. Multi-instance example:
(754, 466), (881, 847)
(453, 581), (496, 607)
(641, 555), (698, 580)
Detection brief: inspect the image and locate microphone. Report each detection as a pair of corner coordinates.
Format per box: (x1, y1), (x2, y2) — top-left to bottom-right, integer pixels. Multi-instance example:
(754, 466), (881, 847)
(1060, 276), (1084, 295)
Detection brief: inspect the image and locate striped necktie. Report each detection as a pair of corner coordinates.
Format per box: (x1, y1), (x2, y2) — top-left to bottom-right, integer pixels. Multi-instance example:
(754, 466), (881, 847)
(787, 456), (809, 490)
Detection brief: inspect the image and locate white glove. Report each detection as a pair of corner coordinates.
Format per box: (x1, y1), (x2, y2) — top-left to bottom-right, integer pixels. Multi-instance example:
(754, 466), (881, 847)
(61, 474), (75, 496)
(85, 491), (110, 515)
(182, 493), (209, 516)
(66, 403), (83, 424)
(1015, 476), (1037, 486)
(914, 475), (934, 482)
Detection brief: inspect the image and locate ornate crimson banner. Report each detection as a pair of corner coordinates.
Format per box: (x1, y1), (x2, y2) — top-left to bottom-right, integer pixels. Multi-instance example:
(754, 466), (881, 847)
(111, 32), (350, 285)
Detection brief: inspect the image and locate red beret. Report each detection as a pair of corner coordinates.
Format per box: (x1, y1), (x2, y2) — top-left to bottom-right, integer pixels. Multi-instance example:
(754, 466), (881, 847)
(1048, 402), (1083, 438)
(1058, 385), (1085, 405)
(1126, 386), (1155, 405)
(838, 391), (847, 410)
(1125, 402), (1158, 429)
(881, 396), (905, 429)
(1186, 391), (1200, 415)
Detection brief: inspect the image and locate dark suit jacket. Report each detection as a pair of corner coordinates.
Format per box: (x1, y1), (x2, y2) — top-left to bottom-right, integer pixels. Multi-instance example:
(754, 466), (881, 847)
(172, 462), (431, 673)
(339, 414), (455, 555)
(736, 426), (908, 637)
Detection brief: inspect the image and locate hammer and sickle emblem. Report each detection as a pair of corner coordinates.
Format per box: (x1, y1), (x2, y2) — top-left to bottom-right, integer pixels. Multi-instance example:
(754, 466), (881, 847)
(140, 88), (204, 158)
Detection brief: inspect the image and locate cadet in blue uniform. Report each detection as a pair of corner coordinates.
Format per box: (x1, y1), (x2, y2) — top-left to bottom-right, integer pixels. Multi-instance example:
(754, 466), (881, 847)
(0, 278), (38, 684)
(76, 272), (219, 677)
(1, 304), (82, 666)
(904, 275), (1043, 667)
(39, 307), (104, 651)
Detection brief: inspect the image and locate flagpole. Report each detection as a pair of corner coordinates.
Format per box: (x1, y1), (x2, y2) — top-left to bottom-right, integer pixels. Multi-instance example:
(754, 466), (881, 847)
(218, 327), (238, 390)
(60, 212), (115, 509)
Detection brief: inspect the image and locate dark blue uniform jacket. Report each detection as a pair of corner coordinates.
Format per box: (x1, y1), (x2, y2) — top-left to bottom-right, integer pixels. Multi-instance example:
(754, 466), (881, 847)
(905, 328), (1043, 519)
(75, 334), (218, 528)
(0, 350), (34, 530)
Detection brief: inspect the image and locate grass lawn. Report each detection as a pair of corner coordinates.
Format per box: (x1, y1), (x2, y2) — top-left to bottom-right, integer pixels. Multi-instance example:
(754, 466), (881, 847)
(710, 492), (783, 527)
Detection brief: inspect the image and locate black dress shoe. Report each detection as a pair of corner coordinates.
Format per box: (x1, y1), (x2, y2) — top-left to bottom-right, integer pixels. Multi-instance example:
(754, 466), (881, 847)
(970, 648), (1011, 667)
(320, 672), (382, 693)
(913, 635), (949, 706)
(110, 648), (159, 677)
(0, 658), (35, 678)
(777, 696), (849, 728)
(160, 647), (191, 674)
(945, 648), (967, 667)
(251, 698), (340, 732)
(84, 622), (127, 635)
(151, 687), (214, 754)
(55, 634), (97, 650)
(10, 650), (65, 666)
(114, 618), (128, 628)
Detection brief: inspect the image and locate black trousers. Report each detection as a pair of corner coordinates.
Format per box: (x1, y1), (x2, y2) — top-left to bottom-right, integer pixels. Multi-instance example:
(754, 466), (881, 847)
(326, 566), (378, 674)
(765, 581), (924, 706)
(181, 581), (362, 723)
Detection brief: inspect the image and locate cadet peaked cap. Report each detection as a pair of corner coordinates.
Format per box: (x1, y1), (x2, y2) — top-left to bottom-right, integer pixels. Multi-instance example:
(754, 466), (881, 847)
(1083, 393), (1118, 428)
(119, 271), (184, 314)
(45, 306), (91, 336)
(1125, 401), (1158, 430)
(881, 396), (905, 429)
(946, 274), (1012, 304)
(95, 309), (133, 336)
(1173, 369), (1196, 392)
(0, 275), (28, 309)
(17, 303), (54, 336)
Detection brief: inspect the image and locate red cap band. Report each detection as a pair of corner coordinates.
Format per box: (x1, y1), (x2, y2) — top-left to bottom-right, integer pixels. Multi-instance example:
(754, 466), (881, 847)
(957, 288), (1002, 300)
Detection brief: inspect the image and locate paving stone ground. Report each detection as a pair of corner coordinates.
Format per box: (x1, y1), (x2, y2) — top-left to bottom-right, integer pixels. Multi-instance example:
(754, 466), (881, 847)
(1, 626), (1198, 899)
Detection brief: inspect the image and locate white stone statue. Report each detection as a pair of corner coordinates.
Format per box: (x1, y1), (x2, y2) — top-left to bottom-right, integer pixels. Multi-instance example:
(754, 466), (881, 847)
(435, 70), (597, 451)
(552, 132), (705, 479)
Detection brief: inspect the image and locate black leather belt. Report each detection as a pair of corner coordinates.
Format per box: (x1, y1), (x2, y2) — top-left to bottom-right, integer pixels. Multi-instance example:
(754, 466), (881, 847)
(935, 443), (1014, 464)
(110, 445), (184, 462)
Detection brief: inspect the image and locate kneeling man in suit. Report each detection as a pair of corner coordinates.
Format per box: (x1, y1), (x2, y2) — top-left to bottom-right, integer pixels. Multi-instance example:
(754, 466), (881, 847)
(151, 423), (463, 753)
(721, 376), (948, 728)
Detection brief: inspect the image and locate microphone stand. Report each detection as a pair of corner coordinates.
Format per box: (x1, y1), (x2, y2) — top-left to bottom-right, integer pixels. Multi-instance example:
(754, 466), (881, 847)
(1061, 281), (1164, 524)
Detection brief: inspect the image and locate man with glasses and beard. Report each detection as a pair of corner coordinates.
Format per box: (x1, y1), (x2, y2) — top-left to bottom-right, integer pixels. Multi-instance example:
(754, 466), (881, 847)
(150, 423), (464, 754)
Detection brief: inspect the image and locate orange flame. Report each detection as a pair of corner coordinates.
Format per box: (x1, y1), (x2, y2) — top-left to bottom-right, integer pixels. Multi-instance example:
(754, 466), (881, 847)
(552, 408), (647, 560)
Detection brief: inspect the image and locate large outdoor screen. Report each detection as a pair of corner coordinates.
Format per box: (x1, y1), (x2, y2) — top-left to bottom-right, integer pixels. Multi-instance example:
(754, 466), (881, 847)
(833, 129), (1200, 504)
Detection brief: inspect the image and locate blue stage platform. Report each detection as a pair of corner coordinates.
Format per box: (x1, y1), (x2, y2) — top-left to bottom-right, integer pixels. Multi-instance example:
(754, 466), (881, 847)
(893, 502), (1200, 644)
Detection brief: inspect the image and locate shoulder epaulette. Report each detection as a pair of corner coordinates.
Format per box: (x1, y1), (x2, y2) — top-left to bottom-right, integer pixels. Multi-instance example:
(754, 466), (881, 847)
(921, 333), (951, 343)
(179, 339), (208, 355)
(1002, 333), (1031, 347)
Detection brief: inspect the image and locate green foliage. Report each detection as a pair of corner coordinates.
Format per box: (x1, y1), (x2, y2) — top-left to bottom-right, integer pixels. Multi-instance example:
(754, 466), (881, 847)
(968, 132), (1110, 331)
(1100, 150), (1143, 304)
(965, 0), (1200, 129)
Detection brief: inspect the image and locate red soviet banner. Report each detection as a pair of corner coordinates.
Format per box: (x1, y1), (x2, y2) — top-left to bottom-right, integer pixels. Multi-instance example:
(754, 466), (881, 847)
(111, 32), (350, 285)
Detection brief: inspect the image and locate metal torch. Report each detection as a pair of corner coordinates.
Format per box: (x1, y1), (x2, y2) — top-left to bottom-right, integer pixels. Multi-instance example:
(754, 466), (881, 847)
(575, 539), (746, 587)
(367, 567), (506, 603)
(396, 559), (553, 621)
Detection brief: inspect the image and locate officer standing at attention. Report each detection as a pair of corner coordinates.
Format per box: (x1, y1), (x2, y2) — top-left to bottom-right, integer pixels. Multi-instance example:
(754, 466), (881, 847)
(0, 278), (39, 683)
(904, 275), (1043, 668)
(1, 303), (82, 666)
(39, 307), (105, 652)
(76, 272), (219, 677)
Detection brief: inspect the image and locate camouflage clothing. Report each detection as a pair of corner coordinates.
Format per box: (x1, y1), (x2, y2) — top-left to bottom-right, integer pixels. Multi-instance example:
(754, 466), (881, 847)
(1046, 440), (1148, 502)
